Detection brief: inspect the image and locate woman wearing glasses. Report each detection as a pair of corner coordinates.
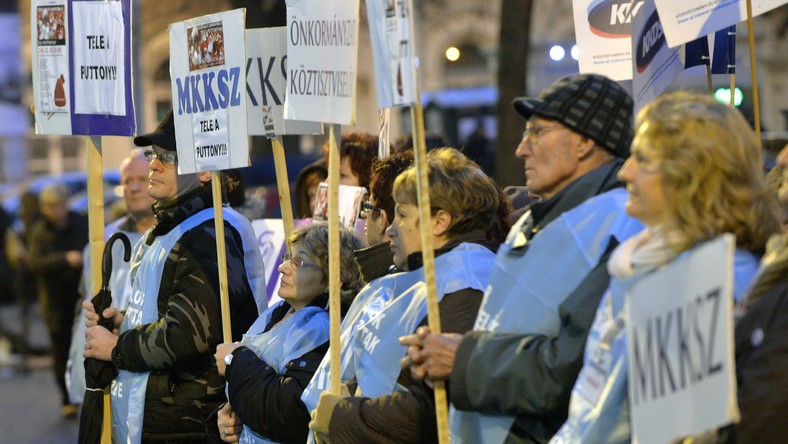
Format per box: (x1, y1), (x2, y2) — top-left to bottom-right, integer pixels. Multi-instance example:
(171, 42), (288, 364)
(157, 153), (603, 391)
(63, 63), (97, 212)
(307, 148), (506, 443)
(550, 92), (781, 443)
(214, 222), (365, 444)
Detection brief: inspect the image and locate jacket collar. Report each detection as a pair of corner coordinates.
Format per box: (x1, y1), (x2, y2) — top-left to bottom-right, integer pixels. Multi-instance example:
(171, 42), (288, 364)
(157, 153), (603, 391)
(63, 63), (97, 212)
(529, 159), (624, 230)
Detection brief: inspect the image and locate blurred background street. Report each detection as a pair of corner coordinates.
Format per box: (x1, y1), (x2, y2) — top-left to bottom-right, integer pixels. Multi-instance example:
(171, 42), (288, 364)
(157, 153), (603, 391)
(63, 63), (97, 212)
(0, 303), (79, 443)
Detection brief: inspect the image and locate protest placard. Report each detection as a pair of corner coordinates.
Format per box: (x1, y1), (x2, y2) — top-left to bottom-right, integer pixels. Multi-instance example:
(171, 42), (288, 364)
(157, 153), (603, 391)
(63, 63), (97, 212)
(366, 0), (418, 108)
(571, 0), (645, 80)
(169, 9), (249, 173)
(310, 182), (366, 229)
(283, 0), (360, 125)
(631, 2), (683, 114)
(245, 27), (323, 137)
(32, 0), (135, 136)
(655, 0), (787, 48)
(251, 218), (288, 308)
(627, 235), (739, 444)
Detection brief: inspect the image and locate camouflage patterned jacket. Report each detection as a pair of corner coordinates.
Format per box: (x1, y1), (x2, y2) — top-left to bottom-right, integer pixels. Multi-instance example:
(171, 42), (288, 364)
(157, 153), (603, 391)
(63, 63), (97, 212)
(111, 186), (259, 441)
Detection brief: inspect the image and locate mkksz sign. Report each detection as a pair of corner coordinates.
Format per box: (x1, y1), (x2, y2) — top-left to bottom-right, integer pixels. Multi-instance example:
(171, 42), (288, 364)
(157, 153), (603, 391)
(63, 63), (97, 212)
(626, 235), (739, 444)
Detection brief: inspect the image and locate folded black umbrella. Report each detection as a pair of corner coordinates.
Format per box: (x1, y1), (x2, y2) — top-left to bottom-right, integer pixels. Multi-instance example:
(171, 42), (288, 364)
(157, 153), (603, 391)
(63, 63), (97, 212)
(78, 232), (131, 444)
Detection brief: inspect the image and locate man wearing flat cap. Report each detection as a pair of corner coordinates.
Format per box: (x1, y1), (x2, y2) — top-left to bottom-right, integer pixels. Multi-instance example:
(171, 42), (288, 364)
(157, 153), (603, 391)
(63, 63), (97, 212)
(399, 74), (644, 443)
(83, 111), (267, 443)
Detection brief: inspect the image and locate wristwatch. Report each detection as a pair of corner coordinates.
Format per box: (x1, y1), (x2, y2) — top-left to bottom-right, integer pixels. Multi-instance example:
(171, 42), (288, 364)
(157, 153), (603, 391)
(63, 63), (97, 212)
(224, 353), (234, 367)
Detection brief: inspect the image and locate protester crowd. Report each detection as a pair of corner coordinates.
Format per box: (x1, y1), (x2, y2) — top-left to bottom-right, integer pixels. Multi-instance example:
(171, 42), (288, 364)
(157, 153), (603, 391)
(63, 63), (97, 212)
(1, 70), (782, 444)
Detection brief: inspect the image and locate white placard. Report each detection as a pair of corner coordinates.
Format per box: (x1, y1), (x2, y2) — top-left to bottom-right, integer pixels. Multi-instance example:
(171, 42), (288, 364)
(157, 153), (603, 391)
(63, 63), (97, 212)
(32, 0), (71, 134)
(626, 235), (738, 444)
(251, 218), (287, 308)
(572, 0), (646, 80)
(632, 1), (683, 114)
(311, 181), (366, 229)
(245, 27), (323, 137)
(366, 0), (418, 108)
(655, 0), (788, 48)
(170, 9), (249, 174)
(283, 0), (360, 125)
(72, 1), (125, 115)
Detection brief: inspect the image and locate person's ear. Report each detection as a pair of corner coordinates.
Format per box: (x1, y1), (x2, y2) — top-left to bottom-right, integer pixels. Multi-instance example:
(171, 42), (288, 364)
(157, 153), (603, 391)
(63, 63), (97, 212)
(574, 135), (597, 160)
(198, 171), (212, 184)
(376, 209), (389, 237)
(432, 209), (452, 238)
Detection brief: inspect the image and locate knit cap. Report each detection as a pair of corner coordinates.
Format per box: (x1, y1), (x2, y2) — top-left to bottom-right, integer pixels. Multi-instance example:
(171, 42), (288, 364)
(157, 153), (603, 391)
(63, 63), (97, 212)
(513, 74), (634, 158)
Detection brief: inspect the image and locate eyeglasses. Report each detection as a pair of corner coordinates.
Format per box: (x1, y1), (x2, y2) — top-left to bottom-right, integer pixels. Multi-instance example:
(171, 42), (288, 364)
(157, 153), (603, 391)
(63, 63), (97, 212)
(282, 251), (323, 272)
(143, 150), (178, 165)
(359, 200), (382, 219)
(522, 125), (562, 143)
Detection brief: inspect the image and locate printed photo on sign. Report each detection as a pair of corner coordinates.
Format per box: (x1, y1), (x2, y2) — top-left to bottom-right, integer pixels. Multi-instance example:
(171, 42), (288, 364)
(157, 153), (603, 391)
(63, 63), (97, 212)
(261, 105), (275, 138)
(37, 5), (65, 45)
(311, 182), (367, 229)
(36, 4), (68, 113)
(187, 22), (225, 71)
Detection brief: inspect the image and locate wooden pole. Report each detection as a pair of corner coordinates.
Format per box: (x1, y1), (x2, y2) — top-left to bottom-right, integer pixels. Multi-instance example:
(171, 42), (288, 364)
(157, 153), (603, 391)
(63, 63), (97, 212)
(410, 101), (449, 444)
(272, 137), (295, 238)
(745, 0), (762, 156)
(86, 136), (110, 444)
(730, 74), (736, 107)
(211, 171), (233, 342)
(327, 124), (342, 394)
(705, 64), (713, 95)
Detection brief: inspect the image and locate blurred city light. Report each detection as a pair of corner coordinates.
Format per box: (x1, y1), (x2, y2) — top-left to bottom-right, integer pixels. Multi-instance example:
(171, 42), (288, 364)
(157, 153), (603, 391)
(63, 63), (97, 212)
(445, 46), (460, 62)
(549, 45), (565, 61)
(714, 87), (743, 106)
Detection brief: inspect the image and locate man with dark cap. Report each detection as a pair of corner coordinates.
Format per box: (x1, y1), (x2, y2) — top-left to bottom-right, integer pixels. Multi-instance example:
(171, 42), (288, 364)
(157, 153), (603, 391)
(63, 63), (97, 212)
(83, 111), (267, 443)
(400, 74), (643, 443)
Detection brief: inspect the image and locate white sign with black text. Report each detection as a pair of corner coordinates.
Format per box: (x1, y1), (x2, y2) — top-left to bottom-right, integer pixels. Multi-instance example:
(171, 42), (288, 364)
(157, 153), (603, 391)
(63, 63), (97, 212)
(245, 27), (323, 137)
(626, 235), (739, 444)
(283, 0), (360, 125)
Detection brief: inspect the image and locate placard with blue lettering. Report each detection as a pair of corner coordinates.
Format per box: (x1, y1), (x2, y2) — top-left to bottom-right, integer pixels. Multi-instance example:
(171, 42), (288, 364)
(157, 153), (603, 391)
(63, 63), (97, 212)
(245, 27), (323, 137)
(631, 1), (682, 114)
(571, 0), (643, 80)
(31, 0), (136, 136)
(626, 235), (738, 444)
(366, 0), (418, 108)
(655, 0), (787, 48)
(284, 0), (360, 126)
(170, 9), (249, 174)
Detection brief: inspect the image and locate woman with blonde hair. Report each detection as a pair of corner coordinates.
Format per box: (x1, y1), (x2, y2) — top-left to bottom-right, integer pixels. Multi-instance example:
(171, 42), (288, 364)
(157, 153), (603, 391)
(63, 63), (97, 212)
(307, 148), (506, 443)
(550, 91), (781, 443)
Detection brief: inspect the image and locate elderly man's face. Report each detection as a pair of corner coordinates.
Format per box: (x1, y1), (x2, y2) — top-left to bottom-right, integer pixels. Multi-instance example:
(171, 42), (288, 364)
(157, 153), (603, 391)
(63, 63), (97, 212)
(514, 118), (582, 199)
(121, 155), (154, 218)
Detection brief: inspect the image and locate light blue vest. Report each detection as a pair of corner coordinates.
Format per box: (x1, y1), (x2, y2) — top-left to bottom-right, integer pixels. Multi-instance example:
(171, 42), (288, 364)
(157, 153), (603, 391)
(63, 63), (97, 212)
(451, 189), (644, 444)
(353, 243), (496, 399)
(67, 217), (143, 405)
(550, 247), (759, 444)
(111, 207), (266, 443)
(238, 300), (329, 444)
(301, 268), (424, 412)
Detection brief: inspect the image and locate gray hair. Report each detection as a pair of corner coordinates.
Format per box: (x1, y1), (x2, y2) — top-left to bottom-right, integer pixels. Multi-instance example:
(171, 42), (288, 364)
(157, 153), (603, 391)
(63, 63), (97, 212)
(287, 221), (367, 305)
